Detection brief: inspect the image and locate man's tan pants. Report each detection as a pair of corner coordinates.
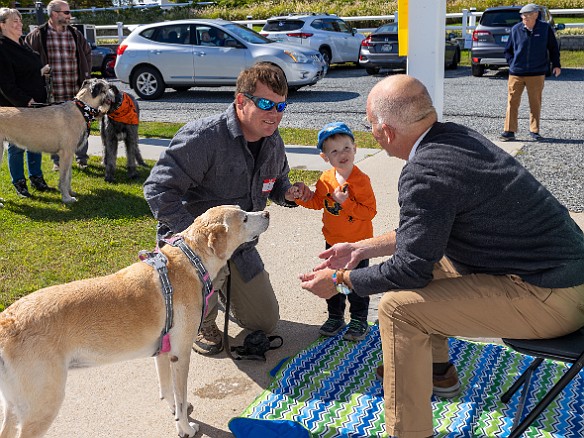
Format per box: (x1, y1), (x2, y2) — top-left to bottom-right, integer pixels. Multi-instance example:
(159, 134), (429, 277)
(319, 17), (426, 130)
(204, 261), (279, 333)
(379, 259), (584, 438)
(504, 74), (545, 134)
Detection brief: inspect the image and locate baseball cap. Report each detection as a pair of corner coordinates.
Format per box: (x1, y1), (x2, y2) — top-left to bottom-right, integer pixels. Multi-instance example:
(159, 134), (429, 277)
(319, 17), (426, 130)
(317, 122), (354, 151)
(520, 3), (540, 14)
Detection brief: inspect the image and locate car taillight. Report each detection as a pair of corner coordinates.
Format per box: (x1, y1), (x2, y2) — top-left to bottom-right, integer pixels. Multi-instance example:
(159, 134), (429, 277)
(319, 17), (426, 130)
(361, 36), (372, 47)
(287, 32), (313, 39)
(472, 30), (491, 42)
(117, 44), (128, 56)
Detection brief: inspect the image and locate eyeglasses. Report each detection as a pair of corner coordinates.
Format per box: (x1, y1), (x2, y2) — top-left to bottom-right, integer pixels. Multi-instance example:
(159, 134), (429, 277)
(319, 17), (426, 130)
(243, 93), (287, 112)
(55, 10), (71, 15)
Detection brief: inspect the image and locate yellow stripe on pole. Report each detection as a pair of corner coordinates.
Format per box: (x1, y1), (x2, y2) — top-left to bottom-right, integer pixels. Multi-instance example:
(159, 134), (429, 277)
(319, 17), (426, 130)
(398, 0), (408, 56)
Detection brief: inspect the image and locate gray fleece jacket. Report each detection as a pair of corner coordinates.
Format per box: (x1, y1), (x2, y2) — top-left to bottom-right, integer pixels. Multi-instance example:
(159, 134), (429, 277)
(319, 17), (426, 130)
(350, 122), (584, 295)
(143, 104), (295, 282)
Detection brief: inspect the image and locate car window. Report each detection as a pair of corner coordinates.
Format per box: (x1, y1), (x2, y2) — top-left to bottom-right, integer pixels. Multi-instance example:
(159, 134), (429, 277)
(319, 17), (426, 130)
(334, 19), (353, 34)
(141, 24), (191, 44)
(377, 23), (398, 33)
(263, 20), (304, 32)
(224, 23), (272, 44)
(311, 19), (324, 31)
(320, 19), (338, 32)
(480, 11), (521, 26)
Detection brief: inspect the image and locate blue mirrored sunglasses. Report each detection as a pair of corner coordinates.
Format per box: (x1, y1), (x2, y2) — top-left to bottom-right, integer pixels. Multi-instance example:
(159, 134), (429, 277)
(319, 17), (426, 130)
(243, 93), (287, 112)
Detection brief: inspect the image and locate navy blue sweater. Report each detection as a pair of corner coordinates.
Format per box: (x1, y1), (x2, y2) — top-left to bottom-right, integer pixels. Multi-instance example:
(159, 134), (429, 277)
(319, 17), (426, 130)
(351, 122), (584, 295)
(504, 19), (561, 76)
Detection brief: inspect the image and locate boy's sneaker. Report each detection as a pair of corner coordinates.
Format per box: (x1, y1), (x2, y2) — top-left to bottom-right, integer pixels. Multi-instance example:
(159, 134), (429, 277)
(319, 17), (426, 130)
(343, 319), (370, 341)
(193, 320), (223, 355)
(500, 131), (515, 141)
(13, 179), (31, 198)
(375, 363), (461, 398)
(319, 318), (345, 337)
(29, 175), (51, 192)
(529, 131), (543, 141)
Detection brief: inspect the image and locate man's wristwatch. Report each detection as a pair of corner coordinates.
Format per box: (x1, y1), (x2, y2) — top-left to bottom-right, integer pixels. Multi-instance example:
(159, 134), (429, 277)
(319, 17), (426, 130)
(332, 269), (351, 295)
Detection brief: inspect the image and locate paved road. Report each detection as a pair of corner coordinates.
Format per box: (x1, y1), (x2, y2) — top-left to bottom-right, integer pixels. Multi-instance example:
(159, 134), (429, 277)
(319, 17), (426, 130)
(115, 65), (583, 142)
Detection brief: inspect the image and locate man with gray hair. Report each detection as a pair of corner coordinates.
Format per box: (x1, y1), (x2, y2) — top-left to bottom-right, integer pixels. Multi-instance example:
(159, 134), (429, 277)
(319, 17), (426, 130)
(26, 0), (92, 169)
(500, 3), (561, 141)
(300, 74), (584, 437)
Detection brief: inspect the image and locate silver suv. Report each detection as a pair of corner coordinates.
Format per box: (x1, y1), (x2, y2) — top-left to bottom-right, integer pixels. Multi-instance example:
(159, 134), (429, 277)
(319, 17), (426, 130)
(470, 5), (564, 77)
(261, 13), (365, 66)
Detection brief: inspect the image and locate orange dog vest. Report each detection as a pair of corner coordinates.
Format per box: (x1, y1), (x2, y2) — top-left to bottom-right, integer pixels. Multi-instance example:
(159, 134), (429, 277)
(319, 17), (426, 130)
(107, 93), (139, 125)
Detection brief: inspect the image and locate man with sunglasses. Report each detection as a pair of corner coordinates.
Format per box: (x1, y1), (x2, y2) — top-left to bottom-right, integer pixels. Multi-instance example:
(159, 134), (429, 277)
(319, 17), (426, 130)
(26, 0), (92, 169)
(144, 62), (313, 356)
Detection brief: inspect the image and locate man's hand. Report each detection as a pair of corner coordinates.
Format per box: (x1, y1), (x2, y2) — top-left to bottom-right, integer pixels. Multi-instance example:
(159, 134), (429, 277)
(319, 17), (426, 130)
(285, 182), (313, 202)
(313, 242), (360, 271)
(553, 67), (561, 77)
(41, 64), (51, 76)
(299, 269), (337, 299)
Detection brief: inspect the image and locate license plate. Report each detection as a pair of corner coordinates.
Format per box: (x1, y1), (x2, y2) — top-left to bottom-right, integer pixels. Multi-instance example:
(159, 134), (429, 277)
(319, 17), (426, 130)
(501, 35), (509, 43)
(380, 43), (393, 52)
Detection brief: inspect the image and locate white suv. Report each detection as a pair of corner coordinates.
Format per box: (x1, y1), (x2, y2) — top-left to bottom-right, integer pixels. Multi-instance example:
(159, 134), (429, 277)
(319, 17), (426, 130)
(261, 13), (365, 66)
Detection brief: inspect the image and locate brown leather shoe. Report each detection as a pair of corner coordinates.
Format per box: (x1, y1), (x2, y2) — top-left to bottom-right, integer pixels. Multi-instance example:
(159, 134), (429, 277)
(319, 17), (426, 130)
(375, 363), (461, 398)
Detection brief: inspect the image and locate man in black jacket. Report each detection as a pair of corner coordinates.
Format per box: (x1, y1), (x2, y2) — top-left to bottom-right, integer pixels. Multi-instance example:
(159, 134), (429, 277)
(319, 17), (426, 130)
(300, 74), (584, 438)
(500, 3), (561, 142)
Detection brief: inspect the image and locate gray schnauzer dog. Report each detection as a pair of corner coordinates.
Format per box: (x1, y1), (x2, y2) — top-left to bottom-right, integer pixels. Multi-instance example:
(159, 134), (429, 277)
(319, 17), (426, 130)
(101, 86), (146, 183)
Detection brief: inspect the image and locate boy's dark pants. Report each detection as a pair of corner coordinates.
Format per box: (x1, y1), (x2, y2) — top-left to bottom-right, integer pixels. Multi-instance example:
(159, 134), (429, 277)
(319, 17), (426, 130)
(325, 242), (370, 321)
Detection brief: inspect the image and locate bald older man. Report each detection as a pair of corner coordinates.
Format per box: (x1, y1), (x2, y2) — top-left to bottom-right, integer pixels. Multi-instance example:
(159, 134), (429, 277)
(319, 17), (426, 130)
(299, 74), (584, 438)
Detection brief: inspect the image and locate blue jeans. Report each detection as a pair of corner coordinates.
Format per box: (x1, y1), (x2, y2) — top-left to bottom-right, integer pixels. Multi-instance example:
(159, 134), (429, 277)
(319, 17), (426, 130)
(7, 144), (43, 184)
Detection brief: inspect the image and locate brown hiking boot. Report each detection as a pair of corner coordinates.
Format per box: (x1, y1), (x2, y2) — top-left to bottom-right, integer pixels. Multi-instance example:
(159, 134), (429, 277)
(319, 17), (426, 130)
(192, 319), (223, 355)
(375, 363), (461, 398)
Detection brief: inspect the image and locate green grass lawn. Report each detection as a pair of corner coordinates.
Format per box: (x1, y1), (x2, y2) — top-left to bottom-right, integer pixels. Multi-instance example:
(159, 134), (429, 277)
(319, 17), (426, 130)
(0, 154), (320, 311)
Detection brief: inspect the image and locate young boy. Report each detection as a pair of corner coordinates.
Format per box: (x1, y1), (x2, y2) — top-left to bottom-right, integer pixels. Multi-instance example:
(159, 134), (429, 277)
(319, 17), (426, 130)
(296, 122), (377, 341)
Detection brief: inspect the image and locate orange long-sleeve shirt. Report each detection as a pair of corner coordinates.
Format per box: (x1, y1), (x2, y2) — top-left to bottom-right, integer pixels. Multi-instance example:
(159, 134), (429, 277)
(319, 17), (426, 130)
(296, 165), (376, 245)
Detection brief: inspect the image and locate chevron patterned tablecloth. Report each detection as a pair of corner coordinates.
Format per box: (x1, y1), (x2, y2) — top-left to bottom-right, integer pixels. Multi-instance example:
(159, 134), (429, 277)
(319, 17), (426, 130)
(230, 325), (584, 437)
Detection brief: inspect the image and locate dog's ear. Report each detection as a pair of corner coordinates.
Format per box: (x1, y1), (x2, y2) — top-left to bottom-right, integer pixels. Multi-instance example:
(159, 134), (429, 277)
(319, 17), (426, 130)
(207, 223), (229, 259)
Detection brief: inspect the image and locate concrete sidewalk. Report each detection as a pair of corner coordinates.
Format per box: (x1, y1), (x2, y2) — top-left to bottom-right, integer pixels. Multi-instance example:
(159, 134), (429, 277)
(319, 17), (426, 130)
(38, 136), (582, 437)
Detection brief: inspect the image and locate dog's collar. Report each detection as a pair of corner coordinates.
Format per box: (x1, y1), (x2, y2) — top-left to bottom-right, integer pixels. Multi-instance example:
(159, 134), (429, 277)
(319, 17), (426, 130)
(73, 98), (101, 132)
(160, 236), (215, 325)
(107, 93), (139, 125)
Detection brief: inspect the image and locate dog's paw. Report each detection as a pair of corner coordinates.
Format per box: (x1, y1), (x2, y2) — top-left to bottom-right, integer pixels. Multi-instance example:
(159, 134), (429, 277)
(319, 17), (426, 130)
(62, 196), (78, 204)
(178, 421), (199, 437)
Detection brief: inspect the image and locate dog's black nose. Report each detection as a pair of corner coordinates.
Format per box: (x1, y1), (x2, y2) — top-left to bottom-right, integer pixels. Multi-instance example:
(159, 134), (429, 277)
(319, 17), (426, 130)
(262, 211), (270, 219)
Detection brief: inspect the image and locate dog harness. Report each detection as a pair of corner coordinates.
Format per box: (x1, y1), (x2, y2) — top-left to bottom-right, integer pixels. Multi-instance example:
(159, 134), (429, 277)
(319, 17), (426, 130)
(139, 236), (215, 356)
(73, 98), (101, 133)
(107, 92), (139, 125)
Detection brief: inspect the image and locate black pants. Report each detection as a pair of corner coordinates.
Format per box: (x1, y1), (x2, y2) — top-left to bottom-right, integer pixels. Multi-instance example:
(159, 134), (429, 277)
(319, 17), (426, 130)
(325, 242), (370, 321)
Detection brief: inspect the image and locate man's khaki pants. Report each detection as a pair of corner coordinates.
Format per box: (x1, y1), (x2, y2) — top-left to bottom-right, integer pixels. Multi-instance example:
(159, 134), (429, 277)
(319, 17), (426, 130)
(204, 261), (279, 333)
(379, 259), (584, 438)
(504, 74), (545, 134)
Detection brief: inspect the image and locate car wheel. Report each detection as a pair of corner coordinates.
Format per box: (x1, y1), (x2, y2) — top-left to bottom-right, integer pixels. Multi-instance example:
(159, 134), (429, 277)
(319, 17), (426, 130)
(447, 48), (460, 70)
(101, 55), (116, 79)
(471, 63), (484, 77)
(172, 86), (191, 92)
(133, 66), (165, 100)
(365, 67), (380, 75)
(319, 47), (332, 67)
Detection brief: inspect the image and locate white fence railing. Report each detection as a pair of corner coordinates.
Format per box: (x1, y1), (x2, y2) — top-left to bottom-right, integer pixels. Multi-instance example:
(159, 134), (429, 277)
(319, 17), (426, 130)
(94, 8), (584, 48)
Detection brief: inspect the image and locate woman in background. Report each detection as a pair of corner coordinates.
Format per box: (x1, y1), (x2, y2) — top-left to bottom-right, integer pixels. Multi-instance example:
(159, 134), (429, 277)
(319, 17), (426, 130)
(0, 7), (52, 198)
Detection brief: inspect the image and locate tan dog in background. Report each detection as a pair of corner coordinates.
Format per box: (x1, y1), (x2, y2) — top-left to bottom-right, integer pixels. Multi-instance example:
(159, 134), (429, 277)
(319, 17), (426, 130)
(0, 78), (114, 204)
(0, 205), (270, 438)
